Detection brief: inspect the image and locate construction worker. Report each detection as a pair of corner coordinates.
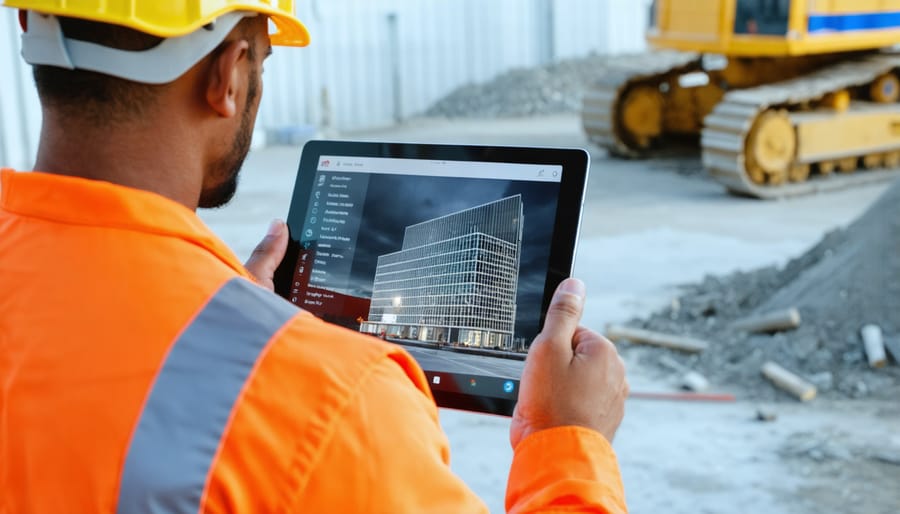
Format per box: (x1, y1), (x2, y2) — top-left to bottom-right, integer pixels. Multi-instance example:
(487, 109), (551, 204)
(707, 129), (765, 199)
(0, 1), (629, 513)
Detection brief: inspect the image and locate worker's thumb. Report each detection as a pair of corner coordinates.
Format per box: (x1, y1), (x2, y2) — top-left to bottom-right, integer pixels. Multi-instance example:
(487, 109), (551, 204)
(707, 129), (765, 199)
(538, 278), (585, 350)
(245, 219), (289, 291)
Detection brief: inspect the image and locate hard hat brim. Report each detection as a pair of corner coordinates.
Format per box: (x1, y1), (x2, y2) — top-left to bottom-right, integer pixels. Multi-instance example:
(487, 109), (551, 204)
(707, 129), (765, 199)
(4, 1), (310, 47)
(267, 9), (310, 47)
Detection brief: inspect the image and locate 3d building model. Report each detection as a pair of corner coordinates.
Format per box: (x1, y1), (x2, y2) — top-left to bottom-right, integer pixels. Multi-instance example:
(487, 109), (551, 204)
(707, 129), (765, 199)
(361, 195), (523, 350)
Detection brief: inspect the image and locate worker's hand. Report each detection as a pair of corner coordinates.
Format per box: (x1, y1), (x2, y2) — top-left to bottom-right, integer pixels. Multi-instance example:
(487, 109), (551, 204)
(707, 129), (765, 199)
(510, 278), (628, 448)
(244, 219), (289, 291)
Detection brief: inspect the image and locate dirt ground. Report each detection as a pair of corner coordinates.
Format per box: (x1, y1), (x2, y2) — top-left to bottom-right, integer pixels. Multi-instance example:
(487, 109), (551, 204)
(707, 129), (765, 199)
(202, 114), (899, 514)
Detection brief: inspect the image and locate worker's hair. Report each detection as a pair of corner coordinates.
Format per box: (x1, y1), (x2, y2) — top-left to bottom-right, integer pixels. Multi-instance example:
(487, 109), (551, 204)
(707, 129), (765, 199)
(33, 16), (259, 124)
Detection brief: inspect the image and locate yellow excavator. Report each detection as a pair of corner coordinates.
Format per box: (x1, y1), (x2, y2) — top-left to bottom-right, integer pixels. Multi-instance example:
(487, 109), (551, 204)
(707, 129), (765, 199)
(582, 0), (900, 198)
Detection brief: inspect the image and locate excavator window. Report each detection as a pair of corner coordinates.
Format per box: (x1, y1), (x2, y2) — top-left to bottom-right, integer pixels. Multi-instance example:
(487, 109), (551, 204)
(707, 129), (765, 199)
(734, 0), (789, 35)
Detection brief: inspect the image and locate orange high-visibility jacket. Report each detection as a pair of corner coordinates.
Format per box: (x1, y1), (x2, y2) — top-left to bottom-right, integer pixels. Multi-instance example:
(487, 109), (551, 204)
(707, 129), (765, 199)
(0, 169), (627, 514)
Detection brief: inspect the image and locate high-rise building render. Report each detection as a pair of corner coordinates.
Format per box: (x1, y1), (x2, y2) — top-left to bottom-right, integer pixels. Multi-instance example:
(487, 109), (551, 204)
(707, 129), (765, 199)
(361, 195), (524, 349)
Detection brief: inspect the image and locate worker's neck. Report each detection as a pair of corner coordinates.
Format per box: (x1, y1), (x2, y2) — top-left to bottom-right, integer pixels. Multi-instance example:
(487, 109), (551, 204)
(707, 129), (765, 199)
(33, 110), (202, 211)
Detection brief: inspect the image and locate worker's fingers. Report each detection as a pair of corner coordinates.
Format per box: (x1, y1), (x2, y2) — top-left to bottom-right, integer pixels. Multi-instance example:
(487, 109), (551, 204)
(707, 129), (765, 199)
(511, 296), (629, 447)
(534, 278), (586, 355)
(244, 219), (289, 291)
(571, 327), (615, 357)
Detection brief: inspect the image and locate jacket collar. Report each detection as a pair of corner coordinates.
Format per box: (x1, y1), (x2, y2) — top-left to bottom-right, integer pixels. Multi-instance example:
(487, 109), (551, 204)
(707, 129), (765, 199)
(1, 169), (252, 278)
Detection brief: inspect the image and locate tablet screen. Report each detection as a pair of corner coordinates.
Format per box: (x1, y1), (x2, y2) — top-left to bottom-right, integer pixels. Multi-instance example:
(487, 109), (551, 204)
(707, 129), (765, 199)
(275, 141), (588, 416)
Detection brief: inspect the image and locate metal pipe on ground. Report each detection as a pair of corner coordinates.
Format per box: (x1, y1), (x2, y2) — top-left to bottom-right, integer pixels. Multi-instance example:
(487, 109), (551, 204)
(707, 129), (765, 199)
(628, 391), (736, 403)
(861, 324), (888, 368)
(732, 308), (801, 333)
(606, 325), (709, 353)
(761, 361), (817, 402)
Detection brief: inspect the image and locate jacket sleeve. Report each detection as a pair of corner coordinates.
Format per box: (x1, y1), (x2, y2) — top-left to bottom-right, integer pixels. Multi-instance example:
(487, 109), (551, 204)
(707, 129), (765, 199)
(299, 352), (627, 514)
(505, 426), (628, 513)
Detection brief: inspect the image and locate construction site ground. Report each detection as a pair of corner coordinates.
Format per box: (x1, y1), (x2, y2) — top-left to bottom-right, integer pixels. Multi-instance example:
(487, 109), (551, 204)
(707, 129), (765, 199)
(202, 114), (900, 514)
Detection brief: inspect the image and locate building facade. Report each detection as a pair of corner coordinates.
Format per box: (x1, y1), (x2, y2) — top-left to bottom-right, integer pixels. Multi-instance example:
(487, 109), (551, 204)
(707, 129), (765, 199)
(361, 195), (523, 350)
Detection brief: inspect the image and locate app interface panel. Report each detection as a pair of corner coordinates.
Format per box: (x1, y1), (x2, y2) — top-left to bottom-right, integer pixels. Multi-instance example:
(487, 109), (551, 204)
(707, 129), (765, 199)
(288, 155), (563, 400)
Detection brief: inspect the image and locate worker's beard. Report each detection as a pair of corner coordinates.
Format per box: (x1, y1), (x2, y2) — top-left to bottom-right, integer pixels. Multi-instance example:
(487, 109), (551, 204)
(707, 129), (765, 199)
(199, 71), (259, 209)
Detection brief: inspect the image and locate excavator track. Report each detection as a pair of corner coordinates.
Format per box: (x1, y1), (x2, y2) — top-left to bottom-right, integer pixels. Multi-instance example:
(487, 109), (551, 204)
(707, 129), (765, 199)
(582, 50), (701, 157)
(703, 53), (900, 199)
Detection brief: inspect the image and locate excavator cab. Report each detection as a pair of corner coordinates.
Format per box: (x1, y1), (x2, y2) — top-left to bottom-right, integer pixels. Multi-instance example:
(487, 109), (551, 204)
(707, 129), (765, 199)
(734, 0), (790, 35)
(647, 0), (900, 57)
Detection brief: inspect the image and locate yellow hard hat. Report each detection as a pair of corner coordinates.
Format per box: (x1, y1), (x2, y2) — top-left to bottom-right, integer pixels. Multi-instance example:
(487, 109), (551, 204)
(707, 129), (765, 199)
(2, 0), (309, 47)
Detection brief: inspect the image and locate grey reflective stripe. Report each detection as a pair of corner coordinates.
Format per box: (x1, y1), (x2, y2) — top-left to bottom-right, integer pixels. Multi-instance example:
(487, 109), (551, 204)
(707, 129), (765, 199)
(117, 277), (299, 514)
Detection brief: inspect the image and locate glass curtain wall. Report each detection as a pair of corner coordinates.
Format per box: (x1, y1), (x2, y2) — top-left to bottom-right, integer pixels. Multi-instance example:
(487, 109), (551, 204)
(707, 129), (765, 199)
(361, 195), (524, 350)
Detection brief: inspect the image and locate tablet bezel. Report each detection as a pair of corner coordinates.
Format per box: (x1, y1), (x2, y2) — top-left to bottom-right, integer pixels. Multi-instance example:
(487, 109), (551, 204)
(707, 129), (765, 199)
(274, 140), (589, 416)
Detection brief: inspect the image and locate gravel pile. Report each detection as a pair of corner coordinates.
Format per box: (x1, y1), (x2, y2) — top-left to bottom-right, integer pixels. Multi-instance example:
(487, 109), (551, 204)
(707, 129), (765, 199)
(624, 180), (900, 401)
(425, 54), (616, 118)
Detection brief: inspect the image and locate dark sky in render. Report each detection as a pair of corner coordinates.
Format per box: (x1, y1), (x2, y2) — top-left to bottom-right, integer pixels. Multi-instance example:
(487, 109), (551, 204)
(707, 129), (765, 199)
(344, 174), (561, 342)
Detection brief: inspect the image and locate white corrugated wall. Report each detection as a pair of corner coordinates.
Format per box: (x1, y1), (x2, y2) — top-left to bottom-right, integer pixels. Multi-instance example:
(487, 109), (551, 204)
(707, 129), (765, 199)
(1, 9), (42, 171)
(0, 0), (649, 169)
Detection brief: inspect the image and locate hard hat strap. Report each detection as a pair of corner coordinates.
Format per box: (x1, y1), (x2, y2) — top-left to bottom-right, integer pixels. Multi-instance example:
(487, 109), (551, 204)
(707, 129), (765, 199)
(21, 10), (256, 85)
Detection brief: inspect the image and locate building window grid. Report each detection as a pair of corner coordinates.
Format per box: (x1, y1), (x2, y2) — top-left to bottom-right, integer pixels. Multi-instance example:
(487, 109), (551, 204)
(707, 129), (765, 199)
(375, 233), (518, 275)
(370, 288), (516, 309)
(373, 242), (518, 294)
(374, 267), (517, 292)
(375, 258), (517, 285)
(376, 254), (519, 283)
(365, 196), (523, 348)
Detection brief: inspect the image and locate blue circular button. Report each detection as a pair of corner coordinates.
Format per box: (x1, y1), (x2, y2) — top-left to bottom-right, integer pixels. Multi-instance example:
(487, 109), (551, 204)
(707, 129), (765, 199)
(503, 381), (515, 394)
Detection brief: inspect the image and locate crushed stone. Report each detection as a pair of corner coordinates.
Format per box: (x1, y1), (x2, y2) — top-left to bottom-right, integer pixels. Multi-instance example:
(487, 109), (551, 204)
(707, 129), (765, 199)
(424, 54), (618, 118)
(620, 179), (900, 401)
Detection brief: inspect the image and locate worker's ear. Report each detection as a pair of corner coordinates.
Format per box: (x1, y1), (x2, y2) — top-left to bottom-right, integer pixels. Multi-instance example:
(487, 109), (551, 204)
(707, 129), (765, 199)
(19, 9), (27, 31)
(205, 39), (250, 118)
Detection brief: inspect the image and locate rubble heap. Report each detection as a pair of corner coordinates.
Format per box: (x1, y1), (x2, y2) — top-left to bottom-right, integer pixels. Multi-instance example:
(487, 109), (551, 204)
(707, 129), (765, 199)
(626, 180), (900, 401)
(425, 54), (614, 118)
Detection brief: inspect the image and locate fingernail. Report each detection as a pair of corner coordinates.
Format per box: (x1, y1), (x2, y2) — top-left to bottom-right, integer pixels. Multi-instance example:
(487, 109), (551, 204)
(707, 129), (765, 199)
(267, 219), (283, 237)
(558, 278), (586, 299)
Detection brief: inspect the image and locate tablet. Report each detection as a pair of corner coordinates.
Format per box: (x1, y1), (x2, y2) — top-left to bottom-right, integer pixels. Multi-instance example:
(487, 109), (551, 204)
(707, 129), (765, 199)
(274, 140), (589, 416)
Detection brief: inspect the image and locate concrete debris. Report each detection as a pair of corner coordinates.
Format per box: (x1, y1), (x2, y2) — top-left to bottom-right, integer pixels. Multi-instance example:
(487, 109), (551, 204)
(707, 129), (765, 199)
(885, 337), (900, 364)
(873, 449), (900, 466)
(756, 406), (777, 422)
(680, 371), (710, 392)
(807, 371), (835, 390)
(657, 354), (688, 374)
(624, 180), (900, 400)
(425, 54), (615, 118)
